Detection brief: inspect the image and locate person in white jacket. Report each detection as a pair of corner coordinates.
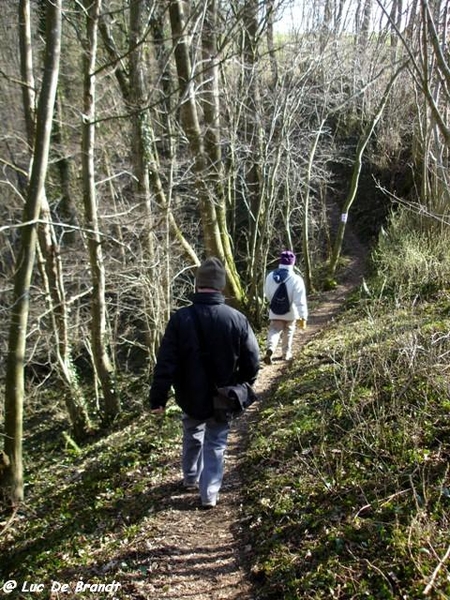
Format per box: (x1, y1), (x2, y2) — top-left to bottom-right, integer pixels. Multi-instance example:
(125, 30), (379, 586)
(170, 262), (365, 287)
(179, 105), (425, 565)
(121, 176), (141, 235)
(263, 250), (308, 364)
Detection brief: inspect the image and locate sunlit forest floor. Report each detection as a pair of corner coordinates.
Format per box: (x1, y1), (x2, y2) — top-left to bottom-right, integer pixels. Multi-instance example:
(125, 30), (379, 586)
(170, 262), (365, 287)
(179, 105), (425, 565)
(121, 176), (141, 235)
(2, 236), (450, 599)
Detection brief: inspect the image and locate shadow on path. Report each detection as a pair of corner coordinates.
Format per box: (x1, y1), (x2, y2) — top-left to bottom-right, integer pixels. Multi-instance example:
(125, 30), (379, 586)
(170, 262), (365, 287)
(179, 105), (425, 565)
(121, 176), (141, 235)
(135, 246), (367, 599)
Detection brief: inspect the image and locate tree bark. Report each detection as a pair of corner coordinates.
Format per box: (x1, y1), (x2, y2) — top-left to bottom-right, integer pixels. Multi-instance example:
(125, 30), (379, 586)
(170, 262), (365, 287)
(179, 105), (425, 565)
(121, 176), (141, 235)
(19, 0), (36, 147)
(81, 0), (120, 422)
(328, 65), (405, 281)
(201, 0), (243, 298)
(169, 0), (243, 302)
(302, 119), (327, 293)
(98, 3), (199, 360)
(98, 7), (199, 267)
(19, 0), (91, 440)
(1, 0), (62, 506)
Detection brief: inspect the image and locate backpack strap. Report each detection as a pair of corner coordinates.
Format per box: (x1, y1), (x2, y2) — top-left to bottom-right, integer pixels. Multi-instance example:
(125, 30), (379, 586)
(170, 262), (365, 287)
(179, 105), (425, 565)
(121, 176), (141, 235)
(272, 268), (290, 284)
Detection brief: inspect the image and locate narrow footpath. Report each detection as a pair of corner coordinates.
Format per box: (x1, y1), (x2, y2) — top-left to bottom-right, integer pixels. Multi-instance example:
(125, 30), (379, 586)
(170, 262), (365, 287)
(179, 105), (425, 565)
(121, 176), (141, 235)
(129, 248), (366, 600)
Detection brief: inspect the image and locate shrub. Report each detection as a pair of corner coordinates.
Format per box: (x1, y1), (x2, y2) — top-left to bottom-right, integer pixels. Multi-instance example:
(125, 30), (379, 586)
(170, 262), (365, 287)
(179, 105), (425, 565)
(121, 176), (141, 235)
(373, 207), (450, 301)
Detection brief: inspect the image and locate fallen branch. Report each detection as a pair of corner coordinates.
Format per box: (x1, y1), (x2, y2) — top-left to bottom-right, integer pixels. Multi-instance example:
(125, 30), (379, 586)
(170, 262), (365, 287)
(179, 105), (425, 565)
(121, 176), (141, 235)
(0, 506), (19, 538)
(423, 544), (450, 596)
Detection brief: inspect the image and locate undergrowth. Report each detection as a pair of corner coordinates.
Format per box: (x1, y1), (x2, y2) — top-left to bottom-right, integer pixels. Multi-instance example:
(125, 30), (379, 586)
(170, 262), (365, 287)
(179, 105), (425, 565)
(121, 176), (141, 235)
(0, 398), (182, 598)
(2, 207), (450, 598)
(241, 291), (450, 599)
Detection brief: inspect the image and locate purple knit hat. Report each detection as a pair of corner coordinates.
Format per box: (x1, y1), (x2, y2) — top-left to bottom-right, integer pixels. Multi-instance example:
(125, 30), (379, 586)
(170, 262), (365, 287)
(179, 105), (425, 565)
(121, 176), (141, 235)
(280, 250), (296, 265)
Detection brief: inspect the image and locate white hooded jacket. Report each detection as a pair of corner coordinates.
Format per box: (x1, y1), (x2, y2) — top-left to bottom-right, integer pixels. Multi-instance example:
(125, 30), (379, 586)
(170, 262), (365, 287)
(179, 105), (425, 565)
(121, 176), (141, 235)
(264, 264), (308, 322)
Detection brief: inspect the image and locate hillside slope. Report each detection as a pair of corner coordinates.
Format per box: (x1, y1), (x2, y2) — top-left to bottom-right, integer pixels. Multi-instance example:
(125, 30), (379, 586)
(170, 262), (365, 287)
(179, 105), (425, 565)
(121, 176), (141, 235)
(128, 246), (367, 599)
(0, 245), (366, 599)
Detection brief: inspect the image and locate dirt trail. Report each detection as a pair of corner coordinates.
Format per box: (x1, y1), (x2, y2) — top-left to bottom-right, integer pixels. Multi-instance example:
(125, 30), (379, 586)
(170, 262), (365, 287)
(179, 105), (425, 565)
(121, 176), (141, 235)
(136, 247), (366, 600)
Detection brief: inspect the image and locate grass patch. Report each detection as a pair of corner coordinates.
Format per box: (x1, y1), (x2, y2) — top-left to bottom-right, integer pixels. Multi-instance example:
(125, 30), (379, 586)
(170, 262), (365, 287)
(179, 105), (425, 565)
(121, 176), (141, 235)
(373, 208), (450, 302)
(0, 395), (182, 595)
(242, 295), (450, 599)
(3, 208), (450, 598)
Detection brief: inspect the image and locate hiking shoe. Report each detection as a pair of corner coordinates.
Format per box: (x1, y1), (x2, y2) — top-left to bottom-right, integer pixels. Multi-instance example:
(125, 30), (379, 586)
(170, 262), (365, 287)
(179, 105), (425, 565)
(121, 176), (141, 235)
(200, 493), (219, 509)
(264, 349), (273, 365)
(183, 481), (199, 491)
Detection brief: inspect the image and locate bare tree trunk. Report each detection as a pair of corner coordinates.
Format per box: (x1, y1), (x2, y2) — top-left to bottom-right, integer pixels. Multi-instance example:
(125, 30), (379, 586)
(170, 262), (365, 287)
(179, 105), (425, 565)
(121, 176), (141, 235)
(1, 0), (62, 506)
(19, 0), (35, 146)
(201, 0), (243, 297)
(99, 3), (199, 360)
(328, 65), (405, 281)
(238, 0), (269, 306)
(128, 0), (162, 359)
(241, 0), (263, 226)
(265, 0), (278, 84)
(19, 0), (91, 440)
(390, 0), (403, 49)
(98, 8), (199, 268)
(129, 0), (153, 255)
(36, 204), (92, 438)
(302, 119), (327, 293)
(53, 93), (79, 245)
(169, 0), (243, 302)
(81, 0), (120, 423)
(168, 1), (216, 245)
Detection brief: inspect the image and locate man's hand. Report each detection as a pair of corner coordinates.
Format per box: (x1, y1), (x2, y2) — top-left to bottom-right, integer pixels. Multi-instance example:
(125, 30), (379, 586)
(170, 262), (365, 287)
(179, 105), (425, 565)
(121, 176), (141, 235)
(151, 407), (165, 414)
(297, 318), (307, 330)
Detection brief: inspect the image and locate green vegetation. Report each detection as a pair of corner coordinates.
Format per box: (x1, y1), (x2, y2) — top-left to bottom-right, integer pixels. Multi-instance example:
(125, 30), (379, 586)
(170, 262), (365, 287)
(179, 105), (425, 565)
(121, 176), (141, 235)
(0, 401), (183, 596)
(2, 209), (450, 598)
(241, 209), (450, 598)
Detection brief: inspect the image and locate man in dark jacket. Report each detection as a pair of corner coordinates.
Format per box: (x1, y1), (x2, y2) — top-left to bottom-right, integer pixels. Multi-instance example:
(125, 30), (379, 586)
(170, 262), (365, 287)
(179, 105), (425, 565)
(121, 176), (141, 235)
(150, 257), (260, 508)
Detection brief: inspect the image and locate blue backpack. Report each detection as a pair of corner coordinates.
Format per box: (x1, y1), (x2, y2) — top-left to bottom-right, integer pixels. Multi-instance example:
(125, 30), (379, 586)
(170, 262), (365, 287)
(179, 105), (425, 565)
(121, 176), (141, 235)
(269, 270), (291, 315)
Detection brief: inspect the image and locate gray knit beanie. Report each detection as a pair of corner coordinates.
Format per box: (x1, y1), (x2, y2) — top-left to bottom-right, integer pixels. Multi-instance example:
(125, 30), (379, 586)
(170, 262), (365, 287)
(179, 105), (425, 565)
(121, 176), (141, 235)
(196, 257), (226, 290)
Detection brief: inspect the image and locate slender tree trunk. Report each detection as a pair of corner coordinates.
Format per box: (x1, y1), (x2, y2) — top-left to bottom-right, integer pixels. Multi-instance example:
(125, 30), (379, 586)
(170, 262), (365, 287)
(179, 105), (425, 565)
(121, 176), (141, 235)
(265, 0), (278, 84)
(53, 93), (79, 245)
(128, 0), (162, 359)
(99, 4), (199, 361)
(36, 205), (92, 438)
(169, 0), (243, 302)
(19, 0), (36, 146)
(239, 0), (269, 307)
(1, 0), (62, 506)
(201, 0), (243, 298)
(129, 0), (153, 255)
(168, 0), (217, 250)
(81, 0), (120, 422)
(302, 119), (326, 293)
(99, 9), (199, 268)
(19, 0), (91, 440)
(241, 0), (263, 229)
(328, 65), (405, 280)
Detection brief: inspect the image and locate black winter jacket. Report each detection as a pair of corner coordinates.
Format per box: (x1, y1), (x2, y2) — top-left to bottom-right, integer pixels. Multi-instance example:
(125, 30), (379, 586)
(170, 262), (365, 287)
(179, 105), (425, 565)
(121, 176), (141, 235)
(149, 292), (260, 420)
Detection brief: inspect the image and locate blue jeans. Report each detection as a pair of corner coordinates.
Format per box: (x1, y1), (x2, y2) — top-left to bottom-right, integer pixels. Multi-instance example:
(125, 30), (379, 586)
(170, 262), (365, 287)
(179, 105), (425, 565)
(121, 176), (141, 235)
(182, 414), (230, 506)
